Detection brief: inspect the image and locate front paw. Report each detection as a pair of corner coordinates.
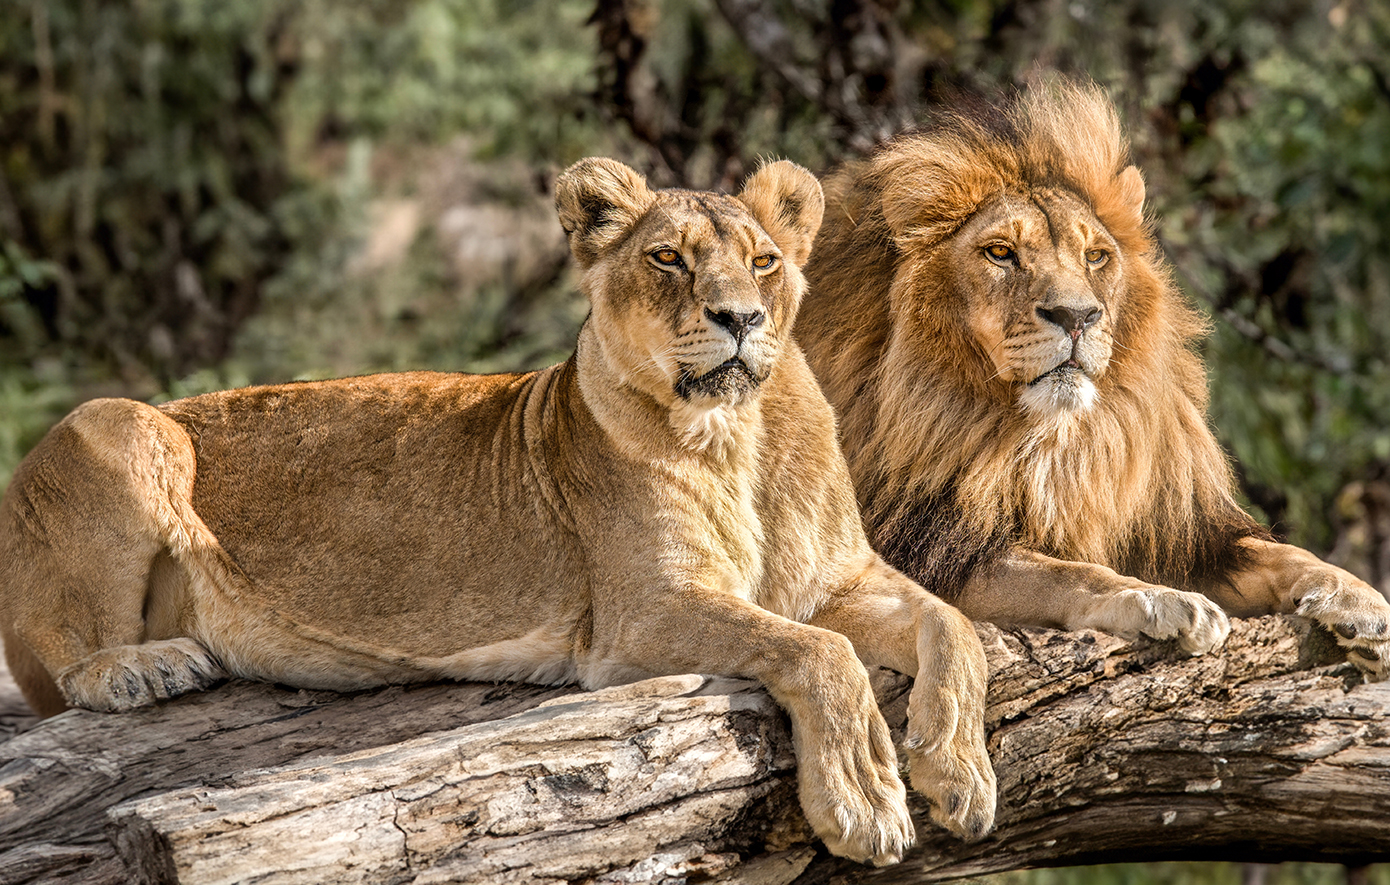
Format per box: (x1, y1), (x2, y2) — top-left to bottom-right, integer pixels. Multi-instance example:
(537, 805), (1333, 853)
(1094, 586), (1231, 655)
(1293, 568), (1390, 681)
(904, 673), (996, 840)
(796, 707), (915, 866)
(905, 730), (996, 841)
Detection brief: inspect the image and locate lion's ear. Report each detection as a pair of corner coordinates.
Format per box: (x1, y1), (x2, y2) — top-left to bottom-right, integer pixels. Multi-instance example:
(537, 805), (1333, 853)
(737, 160), (824, 267)
(1101, 164), (1147, 233)
(554, 158), (656, 268)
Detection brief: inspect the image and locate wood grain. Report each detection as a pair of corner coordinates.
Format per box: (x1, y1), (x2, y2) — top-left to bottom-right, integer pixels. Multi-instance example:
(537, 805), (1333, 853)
(2, 616), (1387, 884)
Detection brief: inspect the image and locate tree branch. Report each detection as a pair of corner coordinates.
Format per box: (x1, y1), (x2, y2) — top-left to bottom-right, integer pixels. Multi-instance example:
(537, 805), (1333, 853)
(2, 616), (1387, 884)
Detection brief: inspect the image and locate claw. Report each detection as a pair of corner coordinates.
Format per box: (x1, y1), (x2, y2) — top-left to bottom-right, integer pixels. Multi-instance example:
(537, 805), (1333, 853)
(1335, 623), (1359, 640)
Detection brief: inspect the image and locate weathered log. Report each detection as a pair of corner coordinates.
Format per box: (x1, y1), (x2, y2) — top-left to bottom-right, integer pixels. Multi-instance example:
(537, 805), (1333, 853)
(1, 616), (1388, 885)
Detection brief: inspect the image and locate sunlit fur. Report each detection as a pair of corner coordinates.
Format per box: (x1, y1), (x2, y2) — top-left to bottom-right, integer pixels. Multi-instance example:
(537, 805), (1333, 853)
(797, 82), (1267, 597)
(0, 157), (1000, 861)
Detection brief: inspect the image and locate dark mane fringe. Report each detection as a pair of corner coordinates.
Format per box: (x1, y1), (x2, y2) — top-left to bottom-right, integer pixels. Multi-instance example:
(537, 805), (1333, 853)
(1115, 497), (1272, 595)
(866, 480), (1010, 602)
(876, 477), (1269, 602)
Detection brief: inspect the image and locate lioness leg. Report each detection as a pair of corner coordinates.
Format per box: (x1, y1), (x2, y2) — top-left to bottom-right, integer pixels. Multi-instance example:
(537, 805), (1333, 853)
(955, 549), (1231, 654)
(1208, 538), (1390, 679)
(582, 590), (913, 867)
(809, 560), (996, 841)
(0, 399), (226, 714)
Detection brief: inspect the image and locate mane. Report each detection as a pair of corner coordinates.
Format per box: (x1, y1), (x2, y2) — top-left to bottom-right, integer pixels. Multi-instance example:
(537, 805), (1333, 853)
(798, 81), (1267, 597)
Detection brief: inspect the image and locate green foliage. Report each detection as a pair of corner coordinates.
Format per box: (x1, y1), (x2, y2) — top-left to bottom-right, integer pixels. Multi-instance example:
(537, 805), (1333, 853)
(0, 0), (602, 486)
(1153, 2), (1390, 546)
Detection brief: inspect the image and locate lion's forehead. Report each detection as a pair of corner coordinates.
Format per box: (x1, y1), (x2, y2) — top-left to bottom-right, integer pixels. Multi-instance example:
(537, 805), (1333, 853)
(638, 192), (769, 257)
(972, 189), (1108, 248)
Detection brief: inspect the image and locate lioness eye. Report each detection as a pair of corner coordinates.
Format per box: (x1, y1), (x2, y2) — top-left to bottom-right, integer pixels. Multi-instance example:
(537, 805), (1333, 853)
(984, 244), (1015, 264)
(1085, 248), (1108, 267)
(651, 248), (684, 267)
(751, 254), (778, 270)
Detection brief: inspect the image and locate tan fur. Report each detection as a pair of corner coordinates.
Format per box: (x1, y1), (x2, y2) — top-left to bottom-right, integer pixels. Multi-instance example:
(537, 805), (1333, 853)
(797, 82), (1390, 677)
(0, 158), (996, 864)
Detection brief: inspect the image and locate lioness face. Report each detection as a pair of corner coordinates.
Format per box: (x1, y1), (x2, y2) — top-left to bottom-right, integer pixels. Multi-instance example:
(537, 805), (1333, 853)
(952, 188), (1122, 417)
(555, 159), (823, 448)
(603, 193), (792, 408)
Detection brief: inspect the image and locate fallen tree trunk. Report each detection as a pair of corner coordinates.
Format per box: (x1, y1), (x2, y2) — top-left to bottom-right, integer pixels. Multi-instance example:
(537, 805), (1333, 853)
(2, 616), (1388, 884)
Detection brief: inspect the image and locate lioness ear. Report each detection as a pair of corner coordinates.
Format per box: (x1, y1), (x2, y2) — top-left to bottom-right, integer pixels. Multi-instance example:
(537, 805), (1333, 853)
(554, 158), (656, 267)
(736, 160), (824, 267)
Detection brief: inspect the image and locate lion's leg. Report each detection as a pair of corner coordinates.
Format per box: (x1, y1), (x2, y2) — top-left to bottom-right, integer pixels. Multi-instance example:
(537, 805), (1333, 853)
(0, 399), (227, 714)
(955, 548), (1231, 654)
(1210, 538), (1390, 680)
(581, 588), (913, 867)
(808, 558), (995, 842)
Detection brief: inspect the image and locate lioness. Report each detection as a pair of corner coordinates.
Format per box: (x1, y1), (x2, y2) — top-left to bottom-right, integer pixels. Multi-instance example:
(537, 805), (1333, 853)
(796, 82), (1390, 677)
(0, 158), (995, 864)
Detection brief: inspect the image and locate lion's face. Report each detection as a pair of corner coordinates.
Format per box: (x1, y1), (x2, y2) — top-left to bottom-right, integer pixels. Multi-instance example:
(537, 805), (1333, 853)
(555, 158), (824, 450)
(948, 188), (1123, 417)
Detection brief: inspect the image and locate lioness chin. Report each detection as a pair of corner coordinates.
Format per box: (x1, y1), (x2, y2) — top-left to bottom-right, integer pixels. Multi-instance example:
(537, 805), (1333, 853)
(796, 81), (1390, 677)
(0, 158), (996, 864)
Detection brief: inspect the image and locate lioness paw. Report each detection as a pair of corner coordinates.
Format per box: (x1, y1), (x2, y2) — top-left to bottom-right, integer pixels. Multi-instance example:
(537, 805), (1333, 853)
(906, 740), (997, 841)
(1293, 567), (1390, 681)
(1094, 586), (1230, 655)
(57, 638), (226, 712)
(798, 712), (914, 865)
(819, 795), (915, 868)
(903, 690), (996, 841)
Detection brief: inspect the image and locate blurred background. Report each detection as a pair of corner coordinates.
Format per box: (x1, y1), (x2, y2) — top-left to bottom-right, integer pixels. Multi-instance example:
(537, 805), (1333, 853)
(0, 0), (1387, 880)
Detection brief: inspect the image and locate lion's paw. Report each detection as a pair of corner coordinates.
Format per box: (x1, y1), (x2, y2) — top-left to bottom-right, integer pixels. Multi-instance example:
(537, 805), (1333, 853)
(57, 638), (226, 712)
(1094, 587), (1230, 655)
(1293, 567), (1390, 681)
(797, 712), (915, 866)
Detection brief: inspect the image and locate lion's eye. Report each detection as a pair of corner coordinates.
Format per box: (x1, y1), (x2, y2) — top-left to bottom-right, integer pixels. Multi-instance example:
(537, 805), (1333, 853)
(751, 254), (778, 271)
(651, 248), (684, 268)
(984, 244), (1015, 265)
(1085, 248), (1108, 267)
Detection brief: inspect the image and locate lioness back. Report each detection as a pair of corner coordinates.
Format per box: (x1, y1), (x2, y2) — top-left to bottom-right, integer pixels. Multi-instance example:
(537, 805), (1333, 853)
(156, 368), (588, 659)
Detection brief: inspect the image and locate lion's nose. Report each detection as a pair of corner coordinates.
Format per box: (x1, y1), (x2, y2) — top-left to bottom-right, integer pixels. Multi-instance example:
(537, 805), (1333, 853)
(1037, 305), (1102, 337)
(705, 307), (766, 343)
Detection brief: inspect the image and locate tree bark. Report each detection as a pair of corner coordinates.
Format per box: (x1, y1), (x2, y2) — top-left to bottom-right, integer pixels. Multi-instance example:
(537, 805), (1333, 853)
(1, 616), (1387, 885)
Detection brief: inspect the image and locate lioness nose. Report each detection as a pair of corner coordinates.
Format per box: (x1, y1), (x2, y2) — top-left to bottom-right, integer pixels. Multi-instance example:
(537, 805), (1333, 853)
(1037, 305), (1102, 336)
(705, 307), (766, 343)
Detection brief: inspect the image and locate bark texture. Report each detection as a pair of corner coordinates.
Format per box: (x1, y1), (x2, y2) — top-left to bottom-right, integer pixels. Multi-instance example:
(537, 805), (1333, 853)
(1, 615), (1387, 885)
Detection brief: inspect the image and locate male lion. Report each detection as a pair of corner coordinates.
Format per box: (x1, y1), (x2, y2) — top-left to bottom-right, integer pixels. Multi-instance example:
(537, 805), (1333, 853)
(0, 158), (995, 864)
(796, 83), (1390, 677)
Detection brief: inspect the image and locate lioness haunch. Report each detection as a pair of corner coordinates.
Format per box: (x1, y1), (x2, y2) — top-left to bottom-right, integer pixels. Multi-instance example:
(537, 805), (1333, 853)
(0, 158), (995, 865)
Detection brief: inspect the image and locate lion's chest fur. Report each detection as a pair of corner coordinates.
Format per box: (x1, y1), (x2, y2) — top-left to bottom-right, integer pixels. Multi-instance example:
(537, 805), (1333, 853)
(1006, 409), (1152, 565)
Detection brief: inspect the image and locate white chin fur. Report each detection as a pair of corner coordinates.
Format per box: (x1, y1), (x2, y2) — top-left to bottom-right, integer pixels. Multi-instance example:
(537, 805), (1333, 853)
(1019, 370), (1097, 417)
(669, 398), (747, 456)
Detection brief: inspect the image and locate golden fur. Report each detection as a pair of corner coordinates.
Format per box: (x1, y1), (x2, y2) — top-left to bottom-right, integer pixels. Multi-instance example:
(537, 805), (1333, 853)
(0, 158), (995, 864)
(797, 82), (1390, 675)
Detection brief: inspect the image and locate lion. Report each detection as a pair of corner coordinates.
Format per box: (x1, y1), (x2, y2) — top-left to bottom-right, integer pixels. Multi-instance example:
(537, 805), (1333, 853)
(795, 82), (1390, 677)
(0, 158), (995, 865)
